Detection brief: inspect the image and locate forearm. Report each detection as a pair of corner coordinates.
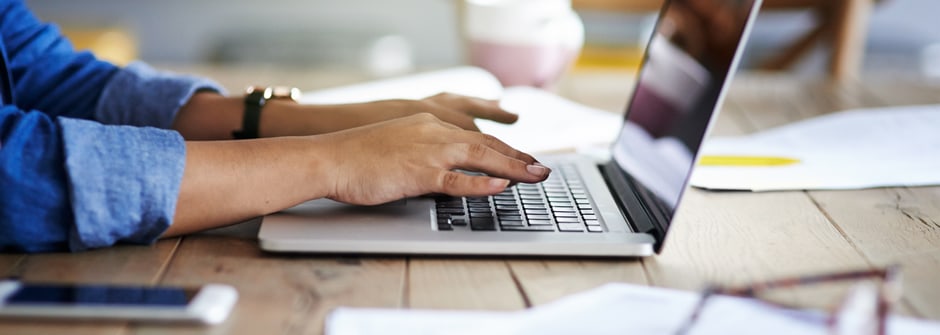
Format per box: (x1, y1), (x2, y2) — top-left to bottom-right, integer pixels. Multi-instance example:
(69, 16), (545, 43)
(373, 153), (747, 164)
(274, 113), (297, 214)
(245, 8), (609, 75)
(164, 137), (328, 237)
(172, 92), (378, 140)
(170, 91), (510, 140)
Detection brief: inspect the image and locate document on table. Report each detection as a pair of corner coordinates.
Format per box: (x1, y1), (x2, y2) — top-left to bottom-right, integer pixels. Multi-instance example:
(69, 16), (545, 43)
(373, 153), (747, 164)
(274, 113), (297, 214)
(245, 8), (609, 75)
(301, 67), (622, 154)
(691, 104), (940, 191)
(326, 283), (940, 335)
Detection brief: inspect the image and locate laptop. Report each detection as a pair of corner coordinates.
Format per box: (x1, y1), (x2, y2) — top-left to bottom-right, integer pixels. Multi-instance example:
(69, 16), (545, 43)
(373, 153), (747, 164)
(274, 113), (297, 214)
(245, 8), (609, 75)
(258, 0), (763, 257)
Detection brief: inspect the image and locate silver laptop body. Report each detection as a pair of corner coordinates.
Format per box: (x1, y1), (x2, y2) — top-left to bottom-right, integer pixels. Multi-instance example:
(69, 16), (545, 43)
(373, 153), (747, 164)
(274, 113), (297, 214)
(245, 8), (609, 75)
(259, 0), (763, 257)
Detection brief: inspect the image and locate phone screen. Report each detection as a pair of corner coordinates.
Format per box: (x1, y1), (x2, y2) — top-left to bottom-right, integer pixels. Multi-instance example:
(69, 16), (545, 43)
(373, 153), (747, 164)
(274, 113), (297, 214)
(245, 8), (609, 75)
(6, 284), (200, 307)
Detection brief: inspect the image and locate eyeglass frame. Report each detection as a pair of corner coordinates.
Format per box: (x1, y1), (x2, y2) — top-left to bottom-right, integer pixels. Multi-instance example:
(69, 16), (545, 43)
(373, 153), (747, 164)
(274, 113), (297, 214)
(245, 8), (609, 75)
(674, 264), (902, 335)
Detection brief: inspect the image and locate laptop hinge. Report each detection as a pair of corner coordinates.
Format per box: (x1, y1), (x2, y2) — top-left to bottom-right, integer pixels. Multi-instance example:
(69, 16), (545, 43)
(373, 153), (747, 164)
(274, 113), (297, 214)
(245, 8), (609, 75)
(599, 161), (670, 253)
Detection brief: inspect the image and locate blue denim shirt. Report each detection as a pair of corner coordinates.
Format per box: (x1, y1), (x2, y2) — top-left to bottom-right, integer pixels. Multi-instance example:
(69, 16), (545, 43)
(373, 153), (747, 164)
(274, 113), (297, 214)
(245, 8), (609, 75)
(0, 0), (224, 252)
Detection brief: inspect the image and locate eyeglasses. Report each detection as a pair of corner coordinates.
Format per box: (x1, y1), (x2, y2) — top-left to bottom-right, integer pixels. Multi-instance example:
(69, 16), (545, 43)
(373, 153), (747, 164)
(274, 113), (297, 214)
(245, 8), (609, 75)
(675, 265), (902, 335)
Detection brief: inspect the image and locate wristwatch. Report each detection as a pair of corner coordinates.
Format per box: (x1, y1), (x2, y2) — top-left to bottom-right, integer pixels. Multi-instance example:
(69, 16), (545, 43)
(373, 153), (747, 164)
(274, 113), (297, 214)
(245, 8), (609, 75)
(232, 86), (302, 139)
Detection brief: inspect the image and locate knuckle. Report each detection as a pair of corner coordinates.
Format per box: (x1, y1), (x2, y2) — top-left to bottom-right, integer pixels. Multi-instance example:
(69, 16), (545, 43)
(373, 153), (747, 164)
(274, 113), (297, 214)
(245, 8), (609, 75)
(440, 171), (462, 192)
(414, 112), (437, 121)
(480, 133), (500, 147)
(464, 142), (490, 161)
(438, 92), (457, 99)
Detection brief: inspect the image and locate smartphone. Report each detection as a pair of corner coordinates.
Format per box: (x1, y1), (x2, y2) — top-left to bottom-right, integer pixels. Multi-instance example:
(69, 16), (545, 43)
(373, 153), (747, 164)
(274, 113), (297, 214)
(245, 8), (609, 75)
(0, 279), (237, 325)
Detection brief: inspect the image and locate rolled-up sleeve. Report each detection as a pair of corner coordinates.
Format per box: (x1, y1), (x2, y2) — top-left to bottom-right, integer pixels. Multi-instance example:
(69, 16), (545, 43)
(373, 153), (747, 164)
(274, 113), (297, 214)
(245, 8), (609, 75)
(95, 61), (225, 129)
(1, 0), (225, 252)
(0, 105), (186, 252)
(59, 118), (185, 251)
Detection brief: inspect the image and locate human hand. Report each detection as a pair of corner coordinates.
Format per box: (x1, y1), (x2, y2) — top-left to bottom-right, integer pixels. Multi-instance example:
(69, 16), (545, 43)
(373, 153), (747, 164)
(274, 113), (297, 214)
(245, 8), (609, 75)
(296, 92), (518, 134)
(407, 92), (518, 131)
(312, 113), (549, 206)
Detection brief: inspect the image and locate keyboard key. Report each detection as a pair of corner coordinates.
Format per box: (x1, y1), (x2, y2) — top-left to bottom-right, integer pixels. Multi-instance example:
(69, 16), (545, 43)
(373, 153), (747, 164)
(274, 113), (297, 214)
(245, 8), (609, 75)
(499, 220), (524, 227)
(552, 207), (577, 213)
(498, 215), (523, 221)
(451, 218), (468, 226)
(436, 208), (464, 215)
(583, 215), (598, 220)
(558, 223), (585, 232)
(587, 225), (604, 232)
(526, 214), (551, 220)
(556, 217), (581, 223)
(470, 212), (493, 218)
(555, 212), (579, 218)
(523, 209), (549, 215)
(527, 219), (554, 226)
(470, 218), (497, 231)
(502, 225), (555, 232)
(575, 198), (591, 204)
(580, 210), (595, 215)
(469, 207), (492, 213)
(585, 219), (601, 226)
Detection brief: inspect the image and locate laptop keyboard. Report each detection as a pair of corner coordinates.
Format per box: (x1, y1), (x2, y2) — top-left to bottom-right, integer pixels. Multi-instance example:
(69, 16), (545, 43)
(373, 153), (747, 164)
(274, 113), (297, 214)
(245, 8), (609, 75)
(434, 164), (603, 233)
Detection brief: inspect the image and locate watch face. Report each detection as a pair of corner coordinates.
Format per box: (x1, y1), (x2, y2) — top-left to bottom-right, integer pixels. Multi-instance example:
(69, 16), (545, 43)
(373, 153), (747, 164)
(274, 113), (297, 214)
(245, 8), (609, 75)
(245, 86), (302, 101)
(270, 86), (302, 101)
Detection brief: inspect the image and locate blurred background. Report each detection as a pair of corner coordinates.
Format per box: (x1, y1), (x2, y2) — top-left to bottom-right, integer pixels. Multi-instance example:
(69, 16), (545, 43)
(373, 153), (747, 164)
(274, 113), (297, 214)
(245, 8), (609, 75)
(24, 0), (940, 80)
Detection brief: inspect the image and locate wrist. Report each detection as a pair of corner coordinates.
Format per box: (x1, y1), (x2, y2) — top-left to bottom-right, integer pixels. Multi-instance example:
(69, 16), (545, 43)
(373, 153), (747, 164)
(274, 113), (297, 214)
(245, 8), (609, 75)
(233, 86), (302, 139)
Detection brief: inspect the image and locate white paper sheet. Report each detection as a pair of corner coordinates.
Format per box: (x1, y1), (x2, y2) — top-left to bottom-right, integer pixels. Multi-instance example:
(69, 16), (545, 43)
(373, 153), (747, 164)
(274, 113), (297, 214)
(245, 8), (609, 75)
(326, 283), (940, 335)
(301, 67), (622, 154)
(301, 67), (504, 104)
(691, 104), (940, 191)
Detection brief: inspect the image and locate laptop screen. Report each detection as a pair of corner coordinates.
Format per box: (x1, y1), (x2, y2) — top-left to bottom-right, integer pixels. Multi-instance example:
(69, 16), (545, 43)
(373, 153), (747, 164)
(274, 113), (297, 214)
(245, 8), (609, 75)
(612, 0), (760, 214)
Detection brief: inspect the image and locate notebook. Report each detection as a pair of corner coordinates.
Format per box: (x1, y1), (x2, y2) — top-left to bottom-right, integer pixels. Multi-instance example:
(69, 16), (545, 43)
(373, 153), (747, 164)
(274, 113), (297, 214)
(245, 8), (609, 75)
(258, 0), (763, 257)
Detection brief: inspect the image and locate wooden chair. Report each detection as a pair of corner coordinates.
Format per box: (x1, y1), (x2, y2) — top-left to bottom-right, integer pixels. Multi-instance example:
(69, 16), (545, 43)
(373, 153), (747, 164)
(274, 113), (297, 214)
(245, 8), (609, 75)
(572, 0), (879, 80)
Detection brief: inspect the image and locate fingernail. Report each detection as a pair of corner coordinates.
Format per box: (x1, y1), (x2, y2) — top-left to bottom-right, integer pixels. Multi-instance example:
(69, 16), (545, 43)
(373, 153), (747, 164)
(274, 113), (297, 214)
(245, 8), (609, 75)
(490, 178), (510, 188)
(526, 163), (550, 176)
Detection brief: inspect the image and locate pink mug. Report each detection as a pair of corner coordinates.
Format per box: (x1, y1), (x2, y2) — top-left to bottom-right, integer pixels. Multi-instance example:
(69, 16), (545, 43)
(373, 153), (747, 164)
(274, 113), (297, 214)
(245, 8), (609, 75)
(464, 0), (584, 88)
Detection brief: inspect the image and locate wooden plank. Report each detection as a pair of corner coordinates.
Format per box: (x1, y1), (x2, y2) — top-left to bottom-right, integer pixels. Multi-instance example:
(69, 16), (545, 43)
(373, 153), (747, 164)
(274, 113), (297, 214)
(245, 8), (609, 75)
(507, 259), (648, 306)
(0, 239), (180, 335)
(886, 250), (940, 319)
(0, 254), (23, 275)
(728, 75), (940, 318)
(143, 224), (406, 335)
(645, 189), (869, 285)
(793, 77), (940, 319)
(8, 239), (179, 284)
(408, 258), (525, 310)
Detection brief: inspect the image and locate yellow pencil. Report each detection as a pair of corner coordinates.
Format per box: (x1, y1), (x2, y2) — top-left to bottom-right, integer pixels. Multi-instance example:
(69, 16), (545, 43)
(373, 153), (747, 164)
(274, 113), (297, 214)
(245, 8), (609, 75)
(698, 155), (800, 167)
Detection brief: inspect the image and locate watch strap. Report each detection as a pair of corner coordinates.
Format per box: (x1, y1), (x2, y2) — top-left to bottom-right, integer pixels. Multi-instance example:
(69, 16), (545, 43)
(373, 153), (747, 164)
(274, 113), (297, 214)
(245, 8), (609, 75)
(233, 89), (265, 139)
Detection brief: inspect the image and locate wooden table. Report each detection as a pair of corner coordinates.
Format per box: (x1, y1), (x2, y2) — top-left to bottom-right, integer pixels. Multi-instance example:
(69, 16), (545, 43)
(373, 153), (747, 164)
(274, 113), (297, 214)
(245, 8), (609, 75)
(3, 67), (940, 334)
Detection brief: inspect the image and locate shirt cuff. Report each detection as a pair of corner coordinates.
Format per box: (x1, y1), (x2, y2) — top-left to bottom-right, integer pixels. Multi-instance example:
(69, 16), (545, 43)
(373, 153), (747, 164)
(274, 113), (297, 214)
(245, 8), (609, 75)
(94, 61), (227, 129)
(58, 117), (186, 251)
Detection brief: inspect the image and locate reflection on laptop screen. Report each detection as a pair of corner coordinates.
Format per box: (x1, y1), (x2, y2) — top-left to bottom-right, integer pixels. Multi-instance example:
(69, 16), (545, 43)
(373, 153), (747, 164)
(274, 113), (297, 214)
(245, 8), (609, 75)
(613, 0), (758, 211)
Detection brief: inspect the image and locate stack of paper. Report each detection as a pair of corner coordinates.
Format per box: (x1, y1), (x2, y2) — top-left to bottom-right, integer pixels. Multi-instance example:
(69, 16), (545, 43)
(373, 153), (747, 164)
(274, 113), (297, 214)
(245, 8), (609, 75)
(692, 104), (940, 191)
(326, 283), (940, 335)
(302, 67), (622, 154)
